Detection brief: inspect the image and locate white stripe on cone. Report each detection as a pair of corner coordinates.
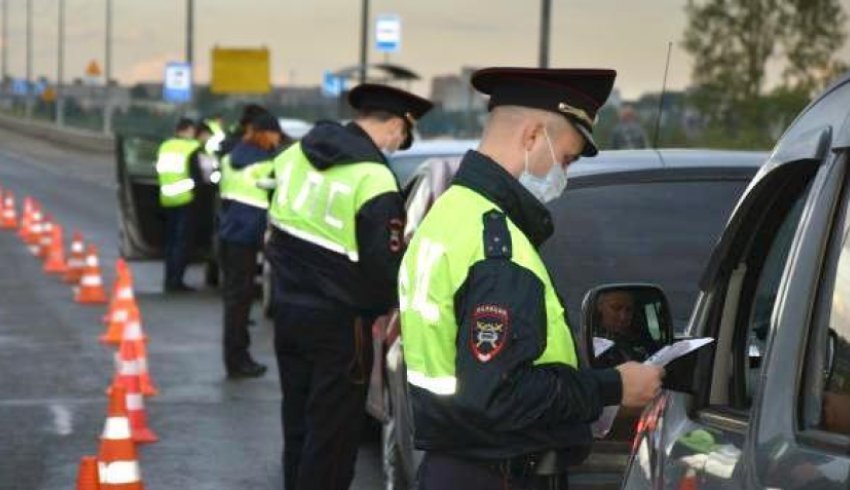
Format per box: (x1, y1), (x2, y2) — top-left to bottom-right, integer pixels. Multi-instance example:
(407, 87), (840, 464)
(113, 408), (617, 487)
(118, 359), (140, 376)
(98, 461), (141, 484)
(101, 416), (132, 440)
(126, 393), (144, 411)
(81, 275), (102, 287)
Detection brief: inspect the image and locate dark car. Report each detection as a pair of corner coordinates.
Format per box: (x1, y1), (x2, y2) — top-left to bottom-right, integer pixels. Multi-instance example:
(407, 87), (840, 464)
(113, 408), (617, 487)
(599, 74), (850, 489)
(378, 148), (766, 489)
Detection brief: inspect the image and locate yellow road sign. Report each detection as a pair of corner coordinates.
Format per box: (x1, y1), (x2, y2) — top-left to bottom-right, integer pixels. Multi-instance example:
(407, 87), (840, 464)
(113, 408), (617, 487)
(211, 47), (271, 95)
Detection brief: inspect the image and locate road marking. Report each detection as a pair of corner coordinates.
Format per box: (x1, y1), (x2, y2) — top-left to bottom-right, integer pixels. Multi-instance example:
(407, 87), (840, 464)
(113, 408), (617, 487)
(48, 403), (73, 436)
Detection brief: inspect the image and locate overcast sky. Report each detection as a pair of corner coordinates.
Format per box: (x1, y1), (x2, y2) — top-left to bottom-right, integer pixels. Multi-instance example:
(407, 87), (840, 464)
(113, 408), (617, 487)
(4, 0), (850, 100)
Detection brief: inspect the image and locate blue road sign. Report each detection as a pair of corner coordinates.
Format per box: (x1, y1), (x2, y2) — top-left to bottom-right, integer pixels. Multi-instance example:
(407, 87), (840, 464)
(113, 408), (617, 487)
(322, 71), (345, 98)
(163, 62), (193, 103)
(375, 14), (401, 53)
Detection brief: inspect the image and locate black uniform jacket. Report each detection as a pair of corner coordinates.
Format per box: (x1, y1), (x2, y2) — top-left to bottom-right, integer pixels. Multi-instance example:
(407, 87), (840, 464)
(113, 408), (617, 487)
(410, 151), (623, 461)
(265, 121), (405, 318)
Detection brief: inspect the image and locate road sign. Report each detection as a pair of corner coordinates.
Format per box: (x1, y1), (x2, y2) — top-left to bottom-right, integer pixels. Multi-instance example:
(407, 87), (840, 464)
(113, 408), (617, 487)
(163, 62), (193, 103)
(375, 14), (401, 53)
(211, 47), (270, 95)
(321, 71), (345, 98)
(85, 60), (102, 78)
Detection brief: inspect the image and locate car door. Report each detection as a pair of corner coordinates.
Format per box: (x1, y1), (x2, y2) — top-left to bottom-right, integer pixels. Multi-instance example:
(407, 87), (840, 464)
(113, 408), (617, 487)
(116, 133), (215, 261)
(624, 118), (847, 487)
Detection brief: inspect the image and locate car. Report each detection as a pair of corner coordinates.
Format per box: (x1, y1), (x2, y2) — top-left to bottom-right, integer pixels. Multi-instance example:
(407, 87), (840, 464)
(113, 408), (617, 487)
(388, 139), (478, 186)
(597, 74), (850, 489)
(376, 148), (767, 490)
(116, 118), (314, 288)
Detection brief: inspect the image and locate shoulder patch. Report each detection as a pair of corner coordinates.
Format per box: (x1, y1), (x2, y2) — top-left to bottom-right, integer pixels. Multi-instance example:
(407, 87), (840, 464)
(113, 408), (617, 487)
(470, 304), (511, 362)
(482, 210), (512, 259)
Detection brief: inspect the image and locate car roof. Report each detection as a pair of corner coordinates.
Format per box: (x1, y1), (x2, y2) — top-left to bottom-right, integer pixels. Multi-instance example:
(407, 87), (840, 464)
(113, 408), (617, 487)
(278, 118), (314, 140)
(392, 139), (479, 157)
(568, 149), (769, 178)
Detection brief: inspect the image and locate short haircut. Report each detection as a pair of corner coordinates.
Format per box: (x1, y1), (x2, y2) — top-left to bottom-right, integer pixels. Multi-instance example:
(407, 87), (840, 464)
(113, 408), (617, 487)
(355, 109), (399, 123)
(175, 118), (195, 133)
(195, 122), (213, 135)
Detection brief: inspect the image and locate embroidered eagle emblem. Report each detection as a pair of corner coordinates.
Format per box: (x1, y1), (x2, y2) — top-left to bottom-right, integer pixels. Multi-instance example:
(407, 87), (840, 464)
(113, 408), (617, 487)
(470, 304), (510, 362)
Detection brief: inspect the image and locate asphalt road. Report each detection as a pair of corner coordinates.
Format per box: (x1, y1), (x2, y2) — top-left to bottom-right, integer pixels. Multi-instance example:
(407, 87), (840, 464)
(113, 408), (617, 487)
(0, 127), (382, 490)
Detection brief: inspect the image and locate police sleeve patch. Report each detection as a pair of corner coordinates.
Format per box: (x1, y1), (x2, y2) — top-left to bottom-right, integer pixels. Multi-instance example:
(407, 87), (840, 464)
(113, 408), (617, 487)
(470, 304), (510, 362)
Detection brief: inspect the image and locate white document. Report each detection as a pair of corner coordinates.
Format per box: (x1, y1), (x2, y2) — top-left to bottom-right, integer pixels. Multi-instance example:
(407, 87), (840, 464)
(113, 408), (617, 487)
(593, 337), (615, 357)
(591, 337), (715, 438)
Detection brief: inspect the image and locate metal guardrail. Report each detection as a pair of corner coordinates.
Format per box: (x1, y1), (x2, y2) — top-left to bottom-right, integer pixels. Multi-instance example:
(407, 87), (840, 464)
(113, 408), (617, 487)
(0, 113), (115, 155)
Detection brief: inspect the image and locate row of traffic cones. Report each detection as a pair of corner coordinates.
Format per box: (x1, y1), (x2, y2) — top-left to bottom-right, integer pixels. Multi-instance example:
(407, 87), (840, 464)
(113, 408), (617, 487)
(77, 259), (159, 488)
(1, 191), (109, 303)
(0, 187), (154, 488)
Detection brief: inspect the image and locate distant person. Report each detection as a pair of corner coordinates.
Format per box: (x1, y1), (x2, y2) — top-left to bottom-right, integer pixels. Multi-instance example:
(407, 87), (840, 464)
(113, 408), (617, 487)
(155, 118), (202, 292)
(218, 104), (271, 158)
(596, 290), (660, 365)
(218, 112), (284, 378)
(609, 104), (649, 149)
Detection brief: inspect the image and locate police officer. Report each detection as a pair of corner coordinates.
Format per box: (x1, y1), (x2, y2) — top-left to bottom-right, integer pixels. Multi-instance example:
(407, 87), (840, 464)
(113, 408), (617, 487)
(218, 112), (284, 378)
(156, 118), (201, 292)
(398, 68), (664, 490)
(218, 104), (271, 158)
(266, 84), (433, 490)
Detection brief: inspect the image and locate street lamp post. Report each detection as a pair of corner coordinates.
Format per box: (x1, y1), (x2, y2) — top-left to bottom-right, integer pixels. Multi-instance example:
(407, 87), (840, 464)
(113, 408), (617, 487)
(56, 0), (65, 125)
(359, 0), (369, 84)
(539, 0), (551, 69)
(25, 0), (33, 118)
(2, 0), (8, 90)
(103, 0), (113, 133)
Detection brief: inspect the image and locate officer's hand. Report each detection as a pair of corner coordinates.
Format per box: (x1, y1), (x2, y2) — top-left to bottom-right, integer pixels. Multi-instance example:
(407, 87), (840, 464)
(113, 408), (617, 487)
(615, 362), (664, 408)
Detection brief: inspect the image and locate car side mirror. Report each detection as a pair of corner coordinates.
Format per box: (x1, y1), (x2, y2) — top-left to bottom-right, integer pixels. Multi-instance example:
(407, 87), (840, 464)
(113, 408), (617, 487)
(581, 284), (674, 369)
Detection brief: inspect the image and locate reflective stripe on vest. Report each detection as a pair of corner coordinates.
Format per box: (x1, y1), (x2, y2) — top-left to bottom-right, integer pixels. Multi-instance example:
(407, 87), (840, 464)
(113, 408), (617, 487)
(156, 138), (199, 207)
(399, 185), (579, 397)
(268, 143), (398, 262)
(219, 156), (274, 210)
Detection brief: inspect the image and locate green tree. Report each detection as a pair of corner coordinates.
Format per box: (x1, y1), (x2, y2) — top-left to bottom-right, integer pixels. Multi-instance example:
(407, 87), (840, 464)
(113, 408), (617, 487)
(682, 0), (847, 148)
(781, 0), (848, 95)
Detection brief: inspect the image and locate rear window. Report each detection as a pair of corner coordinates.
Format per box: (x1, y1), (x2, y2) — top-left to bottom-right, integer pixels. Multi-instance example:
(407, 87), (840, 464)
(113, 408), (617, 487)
(542, 179), (750, 334)
(121, 136), (161, 178)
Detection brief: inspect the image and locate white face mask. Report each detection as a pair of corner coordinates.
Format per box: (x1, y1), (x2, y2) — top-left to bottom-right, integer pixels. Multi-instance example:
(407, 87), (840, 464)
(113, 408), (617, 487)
(518, 128), (568, 204)
(382, 124), (405, 157)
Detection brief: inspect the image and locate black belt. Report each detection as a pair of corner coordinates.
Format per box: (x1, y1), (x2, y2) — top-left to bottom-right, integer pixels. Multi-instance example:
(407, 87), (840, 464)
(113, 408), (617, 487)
(480, 453), (542, 480)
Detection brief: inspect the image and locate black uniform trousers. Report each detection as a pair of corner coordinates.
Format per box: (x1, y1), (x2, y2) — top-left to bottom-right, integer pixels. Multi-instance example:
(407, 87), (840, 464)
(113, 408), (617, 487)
(274, 305), (373, 490)
(220, 240), (259, 370)
(419, 453), (569, 490)
(163, 204), (192, 288)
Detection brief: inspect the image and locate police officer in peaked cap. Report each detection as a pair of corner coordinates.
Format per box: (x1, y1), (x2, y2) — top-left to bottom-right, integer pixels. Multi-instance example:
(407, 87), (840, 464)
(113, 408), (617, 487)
(265, 83), (433, 490)
(398, 67), (665, 489)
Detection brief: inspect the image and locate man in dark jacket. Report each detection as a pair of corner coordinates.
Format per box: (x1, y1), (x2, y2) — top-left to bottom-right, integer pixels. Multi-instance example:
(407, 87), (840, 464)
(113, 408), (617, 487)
(266, 84), (433, 490)
(218, 112), (284, 378)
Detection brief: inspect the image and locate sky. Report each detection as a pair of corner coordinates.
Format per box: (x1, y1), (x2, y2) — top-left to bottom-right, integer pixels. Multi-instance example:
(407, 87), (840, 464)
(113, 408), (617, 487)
(3, 0), (850, 100)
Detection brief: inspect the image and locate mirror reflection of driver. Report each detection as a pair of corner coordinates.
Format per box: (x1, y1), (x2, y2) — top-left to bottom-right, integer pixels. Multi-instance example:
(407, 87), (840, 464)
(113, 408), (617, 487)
(596, 290), (660, 365)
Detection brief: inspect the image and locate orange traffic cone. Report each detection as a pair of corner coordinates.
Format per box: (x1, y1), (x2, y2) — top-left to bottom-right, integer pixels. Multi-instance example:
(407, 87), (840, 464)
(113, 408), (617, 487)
(103, 259), (131, 325)
(75, 245), (108, 304)
(17, 197), (33, 242)
(109, 339), (157, 444)
(75, 455), (101, 490)
(44, 223), (68, 274)
(37, 216), (55, 260)
(125, 305), (157, 396)
(101, 267), (139, 344)
(25, 207), (44, 254)
(64, 231), (86, 284)
(1, 191), (17, 230)
(98, 386), (144, 489)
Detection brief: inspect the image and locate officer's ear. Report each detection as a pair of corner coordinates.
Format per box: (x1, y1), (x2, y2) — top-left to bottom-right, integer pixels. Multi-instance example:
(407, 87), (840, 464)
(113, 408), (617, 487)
(520, 120), (544, 153)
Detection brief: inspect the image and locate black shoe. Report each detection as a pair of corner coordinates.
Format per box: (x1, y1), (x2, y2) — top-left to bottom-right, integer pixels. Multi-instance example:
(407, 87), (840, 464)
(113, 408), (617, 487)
(164, 283), (196, 293)
(227, 361), (267, 379)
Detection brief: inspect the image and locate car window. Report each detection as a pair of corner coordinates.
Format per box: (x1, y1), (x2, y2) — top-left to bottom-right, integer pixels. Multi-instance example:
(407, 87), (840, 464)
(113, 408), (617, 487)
(740, 189), (808, 406)
(801, 160), (850, 440)
(122, 136), (160, 178)
(543, 179), (749, 334)
(390, 155), (433, 185)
